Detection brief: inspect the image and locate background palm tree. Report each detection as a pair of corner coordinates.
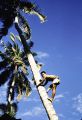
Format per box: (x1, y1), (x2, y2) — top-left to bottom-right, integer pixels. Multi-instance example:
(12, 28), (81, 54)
(0, 0), (46, 39)
(0, 39), (32, 104)
(0, 102), (21, 120)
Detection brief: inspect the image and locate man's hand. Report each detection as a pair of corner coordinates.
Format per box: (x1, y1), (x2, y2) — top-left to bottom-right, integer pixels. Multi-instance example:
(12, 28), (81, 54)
(36, 79), (44, 87)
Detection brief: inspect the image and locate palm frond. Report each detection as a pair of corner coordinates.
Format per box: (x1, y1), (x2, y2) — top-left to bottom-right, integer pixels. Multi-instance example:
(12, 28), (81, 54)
(20, 0), (34, 10)
(14, 74), (24, 101)
(0, 0), (18, 39)
(6, 102), (18, 117)
(0, 18), (14, 40)
(0, 67), (13, 86)
(13, 43), (20, 55)
(0, 51), (7, 60)
(0, 0), (46, 39)
(16, 35), (21, 42)
(21, 65), (27, 74)
(0, 60), (9, 70)
(20, 1), (46, 23)
(0, 104), (7, 114)
(6, 42), (17, 56)
(10, 32), (16, 42)
(21, 71), (32, 95)
(18, 13), (31, 40)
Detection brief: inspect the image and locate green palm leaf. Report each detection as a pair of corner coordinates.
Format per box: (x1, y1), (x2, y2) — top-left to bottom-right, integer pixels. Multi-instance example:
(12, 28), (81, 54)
(0, 67), (13, 86)
(0, 102), (18, 118)
(16, 35), (21, 42)
(0, 51), (7, 60)
(20, 1), (46, 23)
(21, 72), (31, 96)
(6, 103), (18, 117)
(0, 104), (7, 114)
(0, 60), (9, 70)
(0, 0), (46, 39)
(10, 33), (16, 42)
(18, 13), (31, 40)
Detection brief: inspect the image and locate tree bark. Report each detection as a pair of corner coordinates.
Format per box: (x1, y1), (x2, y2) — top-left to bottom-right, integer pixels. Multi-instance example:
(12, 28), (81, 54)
(15, 22), (59, 120)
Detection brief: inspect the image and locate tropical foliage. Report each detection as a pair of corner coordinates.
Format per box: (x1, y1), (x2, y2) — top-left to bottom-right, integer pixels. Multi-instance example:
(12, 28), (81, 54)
(0, 0), (46, 39)
(0, 102), (17, 117)
(0, 39), (31, 103)
(0, 1), (58, 120)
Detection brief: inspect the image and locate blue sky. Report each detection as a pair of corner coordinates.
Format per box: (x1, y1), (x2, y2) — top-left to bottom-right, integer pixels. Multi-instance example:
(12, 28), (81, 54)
(0, 0), (82, 120)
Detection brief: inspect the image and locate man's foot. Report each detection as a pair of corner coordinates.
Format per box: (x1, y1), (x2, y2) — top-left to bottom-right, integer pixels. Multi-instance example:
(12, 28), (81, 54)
(48, 98), (53, 102)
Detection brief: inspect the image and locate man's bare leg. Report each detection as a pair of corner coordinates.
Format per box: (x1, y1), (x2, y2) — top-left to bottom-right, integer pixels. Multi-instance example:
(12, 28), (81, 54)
(46, 87), (51, 93)
(52, 84), (57, 101)
(48, 84), (57, 102)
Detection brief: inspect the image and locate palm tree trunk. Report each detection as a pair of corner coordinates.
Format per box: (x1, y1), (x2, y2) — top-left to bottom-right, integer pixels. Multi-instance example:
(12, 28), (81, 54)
(7, 65), (17, 104)
(27, 53), (58, 120)
(15, 22), (58, 120)
(8, 76), (15, 104)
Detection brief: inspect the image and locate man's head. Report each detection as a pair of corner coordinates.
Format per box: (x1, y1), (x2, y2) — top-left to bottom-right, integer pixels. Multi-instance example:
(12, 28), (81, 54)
(41, 71), (46, 77)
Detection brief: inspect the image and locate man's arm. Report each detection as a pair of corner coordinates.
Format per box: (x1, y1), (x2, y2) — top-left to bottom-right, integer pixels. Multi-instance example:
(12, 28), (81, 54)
(42, 80), (48, 86)
(37, 79), (46, 87)
(45, 75), (58, 79)
(42, 75), (58, 86)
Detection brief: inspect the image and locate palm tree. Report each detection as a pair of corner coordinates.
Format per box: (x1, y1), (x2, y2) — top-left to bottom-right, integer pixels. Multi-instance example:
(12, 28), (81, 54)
(0, 0), (46, 39)
(0, 39), (31, 104)
(0, 1), (58, 119)
(14, 18), (58, 120)
(0, 102), (21, 120)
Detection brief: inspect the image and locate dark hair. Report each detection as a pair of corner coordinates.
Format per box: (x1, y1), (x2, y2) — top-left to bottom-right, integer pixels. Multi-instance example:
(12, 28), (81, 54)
(41, 71), (46, 75)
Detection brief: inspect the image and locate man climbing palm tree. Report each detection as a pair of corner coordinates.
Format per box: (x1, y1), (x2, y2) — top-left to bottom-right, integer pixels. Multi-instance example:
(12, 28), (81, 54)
(38, 71), (60, 102)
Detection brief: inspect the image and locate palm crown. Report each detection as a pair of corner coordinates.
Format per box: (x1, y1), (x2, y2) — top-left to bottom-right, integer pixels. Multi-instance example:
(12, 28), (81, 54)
(0, 0), (46, 39)
(0, 38), (32, 104)
(0, 102), (18, 117)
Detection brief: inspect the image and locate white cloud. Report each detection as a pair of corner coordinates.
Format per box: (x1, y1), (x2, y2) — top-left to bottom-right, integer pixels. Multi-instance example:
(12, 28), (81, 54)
(22, 111), (32, 116)
(72, 93), (82, 114)
(55, 94), (64, 99)
(58, 113), (65, 118)
(55, 94), (64, 102)
(37, 51), (49, 59)
(23, 97), (40, 102)
(20, 106), (45, 117)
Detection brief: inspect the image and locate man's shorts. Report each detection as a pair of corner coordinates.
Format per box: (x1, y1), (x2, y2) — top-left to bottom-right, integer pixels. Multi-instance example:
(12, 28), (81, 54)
(49, 78), (60, 88)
